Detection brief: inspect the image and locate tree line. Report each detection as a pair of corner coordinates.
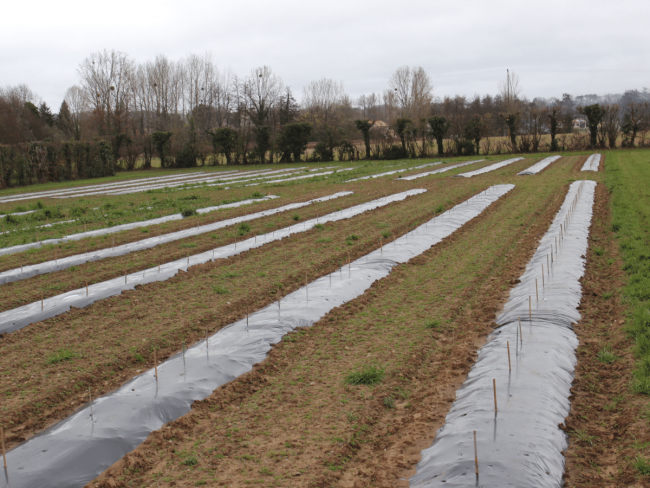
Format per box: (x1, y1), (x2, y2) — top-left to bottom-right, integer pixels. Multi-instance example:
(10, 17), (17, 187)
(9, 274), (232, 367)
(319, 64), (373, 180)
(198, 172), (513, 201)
(1, 50), (650, 188)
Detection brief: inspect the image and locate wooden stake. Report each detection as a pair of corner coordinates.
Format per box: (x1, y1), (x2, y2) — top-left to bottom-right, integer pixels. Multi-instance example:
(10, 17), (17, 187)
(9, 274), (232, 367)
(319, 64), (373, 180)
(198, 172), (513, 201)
(112, 235), (115, 249)
(89, 386), (93, 418)
(493, 379), (498, 413)
(536, 279), (539, 301)
(124, 271), (127, 284)
(519, 317), (522, 344)
(529, 296), (532, 319)
(542, 266), (544, 287)
(474, 430), (478, 475)
(380, 237), (383, 254)
(187, 252), (189, 265)
(154, 349), (158, 379)
(1, 426), (6, 469)
(41, 294), (44, 310)
(85, 281), (88, 296)
(348, 253), (350, 270)
(246, 306), (249, 328)
(547, 254), (549, 272)
(507, 341), (511, 371)
(206, 327), (209, 348)
(55, 249), (57, 263)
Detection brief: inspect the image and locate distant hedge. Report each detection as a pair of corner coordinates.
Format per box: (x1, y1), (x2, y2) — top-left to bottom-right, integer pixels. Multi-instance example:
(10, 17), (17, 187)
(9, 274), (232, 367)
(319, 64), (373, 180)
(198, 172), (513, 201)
(0, 141), (115, 188)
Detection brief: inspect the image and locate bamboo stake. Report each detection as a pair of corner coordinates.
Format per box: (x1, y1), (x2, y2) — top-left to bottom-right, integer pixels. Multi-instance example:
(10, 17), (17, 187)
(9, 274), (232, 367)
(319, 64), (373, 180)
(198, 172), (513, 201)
(493, 379), (498, 413)
(55, 249), (57, 263)
(542, 265), (545, 287)
(246, 306), (249, 328)
(536, 279), (539, 301)
(529, 296), (532, 319)
(380, 237), (383, 254)
(41, 294), (44, 310)
(2, 426), (6, 469)
(206, 327), (209, 348)
(124, 271), (127, 284)
(85, 281), (88, 296)
(519, 317), (522, 344)
(474, 431), (478, 476)
(187, 252), (189, 265)
(507, 341), (511, 371)
(112, 235), (115, 249)
(547, 254), (549, 272)
(153, 349), (158, 379)
(89, 386), (93, 418)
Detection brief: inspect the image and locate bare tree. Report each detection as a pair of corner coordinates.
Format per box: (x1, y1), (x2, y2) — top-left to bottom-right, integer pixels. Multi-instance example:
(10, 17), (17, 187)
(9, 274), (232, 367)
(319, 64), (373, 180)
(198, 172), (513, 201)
(389, 66), (433, 121)
(498, 70), (522, 147)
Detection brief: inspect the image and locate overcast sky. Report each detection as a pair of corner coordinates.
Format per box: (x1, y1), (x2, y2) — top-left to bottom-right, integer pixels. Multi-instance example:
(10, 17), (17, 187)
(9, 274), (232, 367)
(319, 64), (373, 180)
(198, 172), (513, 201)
(3, 0), (650, 109)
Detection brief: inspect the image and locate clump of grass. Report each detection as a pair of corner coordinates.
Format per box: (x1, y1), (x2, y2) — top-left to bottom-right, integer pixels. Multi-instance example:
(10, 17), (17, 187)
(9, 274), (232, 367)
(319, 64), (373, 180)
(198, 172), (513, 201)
(212, 285), (229, 295)
(181, 208), (197, 217)
(317, 237), (332, 243)
(251, 191), (263, 198)
(345, 363), (385, 386)
(238, 222), (251, 235)
(425, 319), (442, 329)
(602, 291), (613, 299)
(292, 214), (300, 221)
(182, 456), (198, 466)
(179, 242), (197, 248)
(346, 234), (359, 245)
(223, 272), (242, 278)
(313, 223), (325, 230)
(634, 455), (650, 475)
(597, 346), (618, 364)
(594, 248), (605, 256)
(435, 204), (444, 214)
(134, 353), (145, 363)
(381, 231), (390, 238)
(4, 214), (19, 225)
(47, 349), (80, 364)
(383, 396), (395, 409)
(573, 429), (596, 446)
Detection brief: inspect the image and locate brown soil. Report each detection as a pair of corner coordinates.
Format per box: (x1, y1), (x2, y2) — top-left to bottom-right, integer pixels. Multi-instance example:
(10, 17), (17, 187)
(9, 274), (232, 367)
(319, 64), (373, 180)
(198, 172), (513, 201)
(84, 158), (582, 487)
(561, 182), (649, 486)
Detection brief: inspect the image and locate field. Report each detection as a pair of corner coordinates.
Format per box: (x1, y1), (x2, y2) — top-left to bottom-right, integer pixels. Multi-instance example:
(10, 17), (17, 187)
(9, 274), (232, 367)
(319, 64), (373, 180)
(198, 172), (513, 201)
(0, 150), (648, 487)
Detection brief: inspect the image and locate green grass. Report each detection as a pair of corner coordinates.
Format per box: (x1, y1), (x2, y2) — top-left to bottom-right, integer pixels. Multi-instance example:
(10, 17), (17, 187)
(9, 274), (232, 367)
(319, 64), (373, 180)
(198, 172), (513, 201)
(344, 363), (385, 386)
(634, 455), (650, 475)
(46, 349), (80, 364)
(597, 346), (618, 364)
(606, 150), (650, 394)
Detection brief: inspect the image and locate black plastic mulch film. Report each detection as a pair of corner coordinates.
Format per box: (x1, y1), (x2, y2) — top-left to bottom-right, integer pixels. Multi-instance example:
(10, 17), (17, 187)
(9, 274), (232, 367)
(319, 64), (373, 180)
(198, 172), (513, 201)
(0, 185), (513, 488)
(410, 180), (596, 488)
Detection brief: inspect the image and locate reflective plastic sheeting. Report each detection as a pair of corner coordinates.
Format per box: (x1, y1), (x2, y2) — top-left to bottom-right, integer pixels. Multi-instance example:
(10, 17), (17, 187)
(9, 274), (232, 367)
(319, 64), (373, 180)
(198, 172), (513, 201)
(344, 162), (441, 182)
(398, 160), (485, 181)
(581, 154), (601, 172)
(518, 155), (561, 175)
(0, 185), (513, 488)
(0, 196), (280, 258)
(0, 172), (215, 203)
(244, 167), (353, 186)
(454, 157), (524, 177)
(0, 190), (429, 333)
(410, 180), (596, 488)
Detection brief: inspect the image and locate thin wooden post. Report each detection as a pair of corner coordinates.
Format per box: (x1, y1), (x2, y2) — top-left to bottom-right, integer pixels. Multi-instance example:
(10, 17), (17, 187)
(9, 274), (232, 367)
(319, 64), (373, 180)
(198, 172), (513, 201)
(507, 341), (511, 371)
(493, 379), (498, 413)
(474, 430), (478, 475)
(112, 235), (115, 249)
(85, 281), (88, 296)
(529, 296), (532, 320)
(206, 327), (209, 348)
(41, 294), (44, 310)
(2, 426), (6, 469)
(154, 349), (158, 379)
(519, 317), (523, 344)
(542, 266), (545, 287)
(536, 279), (539, 301)
(187, 252), (189, 265)
(124, 271), (127, 284)
(89, 386), (93, 418)
(547, 254), (549, 272)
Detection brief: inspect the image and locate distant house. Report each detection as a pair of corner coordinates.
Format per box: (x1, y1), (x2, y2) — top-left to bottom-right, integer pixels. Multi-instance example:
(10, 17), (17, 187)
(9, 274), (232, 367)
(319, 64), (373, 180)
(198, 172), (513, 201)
(572, 118), (587, 130)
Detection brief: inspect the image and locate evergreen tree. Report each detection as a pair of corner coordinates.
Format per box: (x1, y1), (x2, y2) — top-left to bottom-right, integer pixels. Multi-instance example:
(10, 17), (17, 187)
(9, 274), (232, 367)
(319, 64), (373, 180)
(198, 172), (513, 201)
(57, 101), (75, 139)
(39, 102), (54, 127)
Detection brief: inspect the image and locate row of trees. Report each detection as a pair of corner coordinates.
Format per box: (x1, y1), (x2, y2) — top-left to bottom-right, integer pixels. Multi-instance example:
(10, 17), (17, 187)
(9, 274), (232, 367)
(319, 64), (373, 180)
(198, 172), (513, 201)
(2, 51), (650, 183)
